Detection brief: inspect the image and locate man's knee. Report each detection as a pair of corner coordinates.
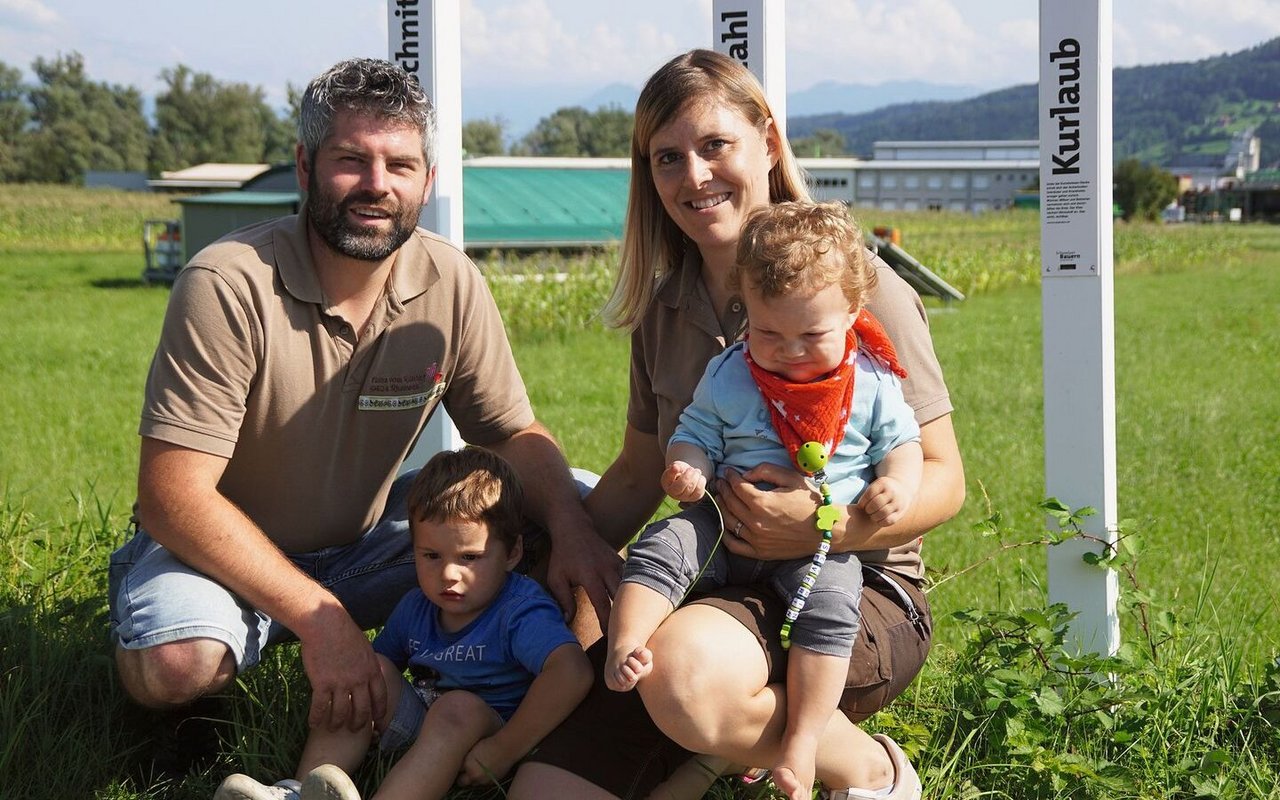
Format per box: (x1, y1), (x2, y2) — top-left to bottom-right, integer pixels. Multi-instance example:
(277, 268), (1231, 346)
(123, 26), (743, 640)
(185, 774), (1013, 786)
(116, 638), (235, 708)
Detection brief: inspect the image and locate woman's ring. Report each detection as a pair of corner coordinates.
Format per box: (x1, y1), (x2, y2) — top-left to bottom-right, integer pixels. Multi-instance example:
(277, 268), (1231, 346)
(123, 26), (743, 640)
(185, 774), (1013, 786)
(734, 521), (743, 536)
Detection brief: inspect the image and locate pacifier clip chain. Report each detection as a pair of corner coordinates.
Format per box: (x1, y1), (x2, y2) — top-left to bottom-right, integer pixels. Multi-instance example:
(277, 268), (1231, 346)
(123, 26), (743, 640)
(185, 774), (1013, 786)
(780, 441), (839, 650)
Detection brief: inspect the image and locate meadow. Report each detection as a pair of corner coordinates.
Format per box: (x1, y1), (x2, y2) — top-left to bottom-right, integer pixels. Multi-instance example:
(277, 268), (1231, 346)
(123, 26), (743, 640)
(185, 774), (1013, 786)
(1, 184), (1278, 798)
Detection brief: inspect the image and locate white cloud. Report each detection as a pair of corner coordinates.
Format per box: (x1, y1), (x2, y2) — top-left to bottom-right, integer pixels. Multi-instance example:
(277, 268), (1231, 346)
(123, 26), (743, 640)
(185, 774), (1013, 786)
(0, 0), (58, 28)
(462, 0), (698, 88)
(1114, 0), (1280, 66)
(3, 0), (1277, 107)
(788, 0), (1038, 89)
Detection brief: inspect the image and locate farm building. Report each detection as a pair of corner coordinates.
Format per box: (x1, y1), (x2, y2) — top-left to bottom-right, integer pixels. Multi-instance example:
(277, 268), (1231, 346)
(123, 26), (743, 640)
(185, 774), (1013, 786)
(164, 154), (962, 301)
(804, 140), (1041, 212)
(174, 139), (1044, 261)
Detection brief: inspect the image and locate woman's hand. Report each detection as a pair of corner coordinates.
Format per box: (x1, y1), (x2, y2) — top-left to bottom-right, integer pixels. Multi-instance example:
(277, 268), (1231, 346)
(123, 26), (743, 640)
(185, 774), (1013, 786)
(718, 416), (966, 560)
(715, 463), (830, 560)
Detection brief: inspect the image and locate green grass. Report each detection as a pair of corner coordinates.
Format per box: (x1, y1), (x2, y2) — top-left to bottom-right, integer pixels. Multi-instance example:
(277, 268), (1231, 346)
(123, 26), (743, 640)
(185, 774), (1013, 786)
(2, 185), (1279, 798)
(924, 251), (1280, 664)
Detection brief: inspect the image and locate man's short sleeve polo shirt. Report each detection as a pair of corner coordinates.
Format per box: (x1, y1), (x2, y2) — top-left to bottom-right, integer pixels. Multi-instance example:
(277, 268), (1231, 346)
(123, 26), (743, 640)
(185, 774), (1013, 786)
(139, 214), (534, 552)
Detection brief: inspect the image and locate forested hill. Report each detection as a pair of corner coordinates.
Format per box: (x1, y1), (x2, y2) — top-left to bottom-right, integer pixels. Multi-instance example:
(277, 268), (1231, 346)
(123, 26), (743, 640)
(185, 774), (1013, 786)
(789, 37), (1280, 169)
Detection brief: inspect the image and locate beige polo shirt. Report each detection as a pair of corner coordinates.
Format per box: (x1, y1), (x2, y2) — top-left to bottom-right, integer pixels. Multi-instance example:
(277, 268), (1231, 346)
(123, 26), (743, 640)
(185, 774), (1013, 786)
(140, 214), (533, 552)
(627, 249), (952, 580)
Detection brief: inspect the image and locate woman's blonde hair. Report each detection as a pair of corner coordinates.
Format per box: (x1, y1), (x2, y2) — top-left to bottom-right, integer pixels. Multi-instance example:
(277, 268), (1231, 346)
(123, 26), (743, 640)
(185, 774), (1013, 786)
(602, 49), (812, 331)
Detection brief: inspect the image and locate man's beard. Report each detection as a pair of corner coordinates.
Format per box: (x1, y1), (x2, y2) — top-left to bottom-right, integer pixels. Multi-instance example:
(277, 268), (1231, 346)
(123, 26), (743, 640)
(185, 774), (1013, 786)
(307, 171), (421, 261)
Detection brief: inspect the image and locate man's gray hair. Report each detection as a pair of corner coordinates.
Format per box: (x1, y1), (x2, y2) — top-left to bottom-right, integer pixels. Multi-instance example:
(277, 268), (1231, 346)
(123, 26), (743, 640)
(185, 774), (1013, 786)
(298, 58), (437, 168)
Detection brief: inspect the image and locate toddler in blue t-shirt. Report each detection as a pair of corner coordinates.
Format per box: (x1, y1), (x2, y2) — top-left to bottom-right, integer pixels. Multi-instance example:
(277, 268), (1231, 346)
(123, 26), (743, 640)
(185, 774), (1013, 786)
(214, 448), (592, 800)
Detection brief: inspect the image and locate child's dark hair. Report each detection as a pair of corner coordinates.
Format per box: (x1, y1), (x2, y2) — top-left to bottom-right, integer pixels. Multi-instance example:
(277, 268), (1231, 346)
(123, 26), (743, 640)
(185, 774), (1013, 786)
(406, 448), (524, 549)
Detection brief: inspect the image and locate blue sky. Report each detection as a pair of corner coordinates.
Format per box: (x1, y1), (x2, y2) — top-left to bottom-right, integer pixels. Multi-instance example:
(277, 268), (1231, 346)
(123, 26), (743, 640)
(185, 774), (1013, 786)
(3, 0), (1278, 121)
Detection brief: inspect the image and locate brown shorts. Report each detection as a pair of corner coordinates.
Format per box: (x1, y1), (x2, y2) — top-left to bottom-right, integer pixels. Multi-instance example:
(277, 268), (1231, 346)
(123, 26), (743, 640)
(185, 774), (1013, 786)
(525, 567), (932, 799)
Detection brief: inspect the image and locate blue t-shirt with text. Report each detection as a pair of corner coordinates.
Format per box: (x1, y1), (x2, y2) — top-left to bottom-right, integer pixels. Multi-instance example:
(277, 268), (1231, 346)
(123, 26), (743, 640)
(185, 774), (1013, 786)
(373, 572), (577, 720)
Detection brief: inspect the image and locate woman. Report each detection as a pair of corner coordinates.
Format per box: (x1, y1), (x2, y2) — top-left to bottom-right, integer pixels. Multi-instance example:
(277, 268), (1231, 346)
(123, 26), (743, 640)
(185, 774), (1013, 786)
(511, 49), (964, 800)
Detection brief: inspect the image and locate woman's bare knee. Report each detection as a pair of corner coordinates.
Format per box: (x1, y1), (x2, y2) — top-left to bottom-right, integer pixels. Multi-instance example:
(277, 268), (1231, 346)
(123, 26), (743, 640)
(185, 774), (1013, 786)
(641, 607), (770, 753)
(116, 639), (234, 708)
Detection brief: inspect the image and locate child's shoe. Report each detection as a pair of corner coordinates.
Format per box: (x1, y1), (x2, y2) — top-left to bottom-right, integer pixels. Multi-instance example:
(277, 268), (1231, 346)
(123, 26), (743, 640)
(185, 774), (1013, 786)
(213, 774), (302, 800)
(300, 764), (361, 800)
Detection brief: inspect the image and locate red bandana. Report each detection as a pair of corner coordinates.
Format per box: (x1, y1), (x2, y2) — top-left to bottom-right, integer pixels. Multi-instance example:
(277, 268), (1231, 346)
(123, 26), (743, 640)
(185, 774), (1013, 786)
(745, 309), (907, 473)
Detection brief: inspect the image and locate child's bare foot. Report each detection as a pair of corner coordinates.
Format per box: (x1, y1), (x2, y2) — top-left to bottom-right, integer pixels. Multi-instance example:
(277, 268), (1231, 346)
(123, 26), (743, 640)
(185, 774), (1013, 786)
(773, 740), (817, 800)
(772, 765), (814, 800)
(604, 645), (653, 691)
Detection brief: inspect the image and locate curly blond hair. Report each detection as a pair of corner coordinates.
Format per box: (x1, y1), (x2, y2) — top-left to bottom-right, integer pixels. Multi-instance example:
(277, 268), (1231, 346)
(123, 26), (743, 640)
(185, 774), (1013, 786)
(731, 201), (876, 308)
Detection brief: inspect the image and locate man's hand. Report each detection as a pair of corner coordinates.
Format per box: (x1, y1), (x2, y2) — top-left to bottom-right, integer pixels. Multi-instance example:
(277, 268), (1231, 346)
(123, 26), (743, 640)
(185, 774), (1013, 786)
(544, 525), (623, 631)
(661, 460), (707, 503)
(485, 424), (623, 632)
(299, 605), (387, 732)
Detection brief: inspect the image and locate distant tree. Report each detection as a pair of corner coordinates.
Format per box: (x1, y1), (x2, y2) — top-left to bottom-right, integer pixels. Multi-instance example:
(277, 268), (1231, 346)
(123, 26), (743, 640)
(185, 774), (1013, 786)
(790, 128), (846, 157)
(463, 118), (506, 156)
(517, 105), (633, 157)
(151, 65), (285, 172)
(260, 83), (303, 165)
(19, 52), (149, 183)
(519, 106), (588, 156)
(1114, 159), (1178, 221)
(577, 106), (632, 157)
(0, 62), (29, 181)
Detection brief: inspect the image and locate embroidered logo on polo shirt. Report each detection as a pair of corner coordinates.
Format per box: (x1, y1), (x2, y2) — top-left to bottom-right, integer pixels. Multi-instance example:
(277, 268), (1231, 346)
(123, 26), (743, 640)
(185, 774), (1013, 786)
(358, 365), (447, 411)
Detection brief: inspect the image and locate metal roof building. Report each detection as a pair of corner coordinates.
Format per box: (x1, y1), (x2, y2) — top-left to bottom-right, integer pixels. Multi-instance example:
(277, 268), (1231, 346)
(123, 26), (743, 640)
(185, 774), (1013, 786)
(220, 156), (631, 252)
(462, 157), (629, 248)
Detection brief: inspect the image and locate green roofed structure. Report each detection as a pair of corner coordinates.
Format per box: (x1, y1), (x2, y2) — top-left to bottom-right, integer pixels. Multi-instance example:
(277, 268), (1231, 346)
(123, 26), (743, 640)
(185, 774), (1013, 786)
(462, 157), (630, 248)
(207, 156), (632, 254)
(159, 156), (962, 300)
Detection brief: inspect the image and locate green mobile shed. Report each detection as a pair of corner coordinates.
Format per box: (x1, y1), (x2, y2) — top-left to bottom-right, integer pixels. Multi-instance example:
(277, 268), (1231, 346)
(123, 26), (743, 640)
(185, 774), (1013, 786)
(176, 192), (301, 263)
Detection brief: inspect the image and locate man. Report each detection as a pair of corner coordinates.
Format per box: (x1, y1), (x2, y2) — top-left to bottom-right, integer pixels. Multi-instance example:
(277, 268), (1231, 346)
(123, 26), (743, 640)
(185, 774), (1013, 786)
(108, 58), (619, 736)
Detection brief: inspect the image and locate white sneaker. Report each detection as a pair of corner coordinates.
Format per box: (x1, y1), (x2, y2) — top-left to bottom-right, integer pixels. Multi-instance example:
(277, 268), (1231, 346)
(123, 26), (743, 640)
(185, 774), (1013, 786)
(821, 734), (922, 800)
(213, 774), (302, 800)
(300, 764), (361, 800)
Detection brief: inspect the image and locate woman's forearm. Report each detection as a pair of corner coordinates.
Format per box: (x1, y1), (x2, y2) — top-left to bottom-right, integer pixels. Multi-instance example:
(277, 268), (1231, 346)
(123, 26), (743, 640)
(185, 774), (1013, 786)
(583, 425), (668, 550)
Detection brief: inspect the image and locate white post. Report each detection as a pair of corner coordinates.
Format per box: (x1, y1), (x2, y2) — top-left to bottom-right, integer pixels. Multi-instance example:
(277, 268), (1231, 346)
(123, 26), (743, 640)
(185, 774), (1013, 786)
(1038, 0), (1119, 657)
(711, 0), (787, 133)
(390, 0), (465, 469)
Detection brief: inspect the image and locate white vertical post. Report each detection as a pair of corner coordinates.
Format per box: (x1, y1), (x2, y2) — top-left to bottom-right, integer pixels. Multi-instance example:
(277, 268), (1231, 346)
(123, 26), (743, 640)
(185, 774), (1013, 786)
(390, 0), (465, 469)
(711, 0), (787, 133)
(1038, 0), (1119, 657)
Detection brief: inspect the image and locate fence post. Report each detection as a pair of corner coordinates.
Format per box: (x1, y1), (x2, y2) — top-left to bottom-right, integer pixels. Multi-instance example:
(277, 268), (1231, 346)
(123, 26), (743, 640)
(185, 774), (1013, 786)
(1038, 0), (1120, 657)
(711, 0), (787, 133)
(390, 0), (465, 469)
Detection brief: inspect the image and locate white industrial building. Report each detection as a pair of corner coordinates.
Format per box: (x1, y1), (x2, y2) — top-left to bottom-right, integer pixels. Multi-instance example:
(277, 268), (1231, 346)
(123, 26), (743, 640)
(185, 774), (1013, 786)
(802, 140), (1040, 212)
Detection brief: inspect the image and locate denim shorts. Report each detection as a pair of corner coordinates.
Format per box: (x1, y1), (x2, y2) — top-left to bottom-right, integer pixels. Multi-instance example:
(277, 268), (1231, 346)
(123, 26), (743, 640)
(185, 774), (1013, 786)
(378, 671), (441, 752)
(107, 472), (419, 672)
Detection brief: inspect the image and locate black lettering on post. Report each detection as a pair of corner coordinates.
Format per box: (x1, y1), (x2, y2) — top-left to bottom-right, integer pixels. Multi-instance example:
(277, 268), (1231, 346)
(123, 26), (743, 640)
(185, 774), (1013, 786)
(394, 0), (421, 75)
(719, 10), (749, 69)
(1049, 38), (1083, 175)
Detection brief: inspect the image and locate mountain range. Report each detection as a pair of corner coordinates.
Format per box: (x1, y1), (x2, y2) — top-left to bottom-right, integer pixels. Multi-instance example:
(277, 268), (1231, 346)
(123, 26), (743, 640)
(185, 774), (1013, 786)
(470, 37), (1280, 169)
(787, 37), (1280, 168)
(464, 79), (988, 147)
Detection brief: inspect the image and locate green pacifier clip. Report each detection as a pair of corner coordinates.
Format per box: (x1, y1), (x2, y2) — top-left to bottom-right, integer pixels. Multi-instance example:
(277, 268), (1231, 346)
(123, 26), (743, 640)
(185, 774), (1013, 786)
(780, 441), (839, 650)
